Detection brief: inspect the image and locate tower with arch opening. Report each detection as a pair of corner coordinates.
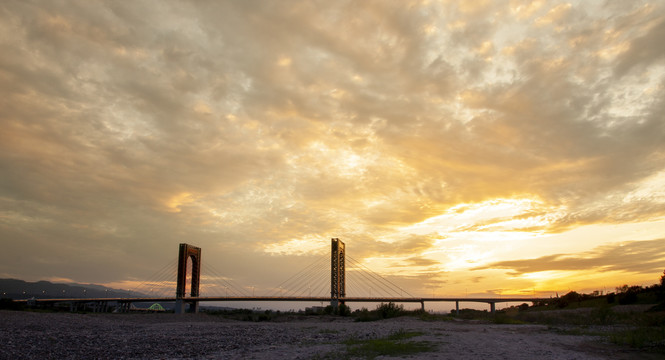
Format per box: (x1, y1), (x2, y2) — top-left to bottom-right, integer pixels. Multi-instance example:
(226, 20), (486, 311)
(175, 243), (201, 313)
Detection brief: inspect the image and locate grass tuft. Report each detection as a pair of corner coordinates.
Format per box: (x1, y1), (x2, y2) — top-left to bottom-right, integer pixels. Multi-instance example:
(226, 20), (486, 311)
(609, 327), (665, 350)
(342, 330), (435, 359)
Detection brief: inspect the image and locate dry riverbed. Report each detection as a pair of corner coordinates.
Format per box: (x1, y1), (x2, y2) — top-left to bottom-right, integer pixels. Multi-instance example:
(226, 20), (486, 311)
(0, 310), (655, 359)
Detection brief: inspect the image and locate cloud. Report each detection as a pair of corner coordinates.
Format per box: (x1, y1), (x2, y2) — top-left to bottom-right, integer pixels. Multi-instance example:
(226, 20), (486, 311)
(614, 11), (665, 77)
(0, 0), (664, 295)
(399, 256), (440, 268)
(366, 234), (438, 257)
(475, 239), (665, 276)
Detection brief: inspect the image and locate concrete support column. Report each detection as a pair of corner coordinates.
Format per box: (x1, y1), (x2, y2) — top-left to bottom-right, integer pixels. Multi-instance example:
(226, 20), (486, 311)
(490, 302), (495, 314)
(175, 299), (185, 314)
(189, 301), (199, 313)
(420, 301), (425, 311)
(455, 301), (459, 316)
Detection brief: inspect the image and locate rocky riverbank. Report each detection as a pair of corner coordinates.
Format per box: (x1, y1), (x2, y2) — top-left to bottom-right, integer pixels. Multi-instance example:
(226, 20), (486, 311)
(0, 310), (653, 359)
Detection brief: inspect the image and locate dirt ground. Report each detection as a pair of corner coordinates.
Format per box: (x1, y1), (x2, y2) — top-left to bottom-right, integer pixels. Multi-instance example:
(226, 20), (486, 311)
(0, 310), (658, 359)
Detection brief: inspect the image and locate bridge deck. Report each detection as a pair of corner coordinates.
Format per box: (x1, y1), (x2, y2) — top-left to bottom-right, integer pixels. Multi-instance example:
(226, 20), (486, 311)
(14, 296), (549, 304)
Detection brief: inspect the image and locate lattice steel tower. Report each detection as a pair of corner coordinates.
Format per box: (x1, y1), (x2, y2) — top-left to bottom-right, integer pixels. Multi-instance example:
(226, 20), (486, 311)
(330, 238), (345, 307)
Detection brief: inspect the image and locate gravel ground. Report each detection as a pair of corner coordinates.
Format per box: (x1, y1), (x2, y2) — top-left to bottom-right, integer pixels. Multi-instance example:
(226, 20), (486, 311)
(0, 310), (654, 359)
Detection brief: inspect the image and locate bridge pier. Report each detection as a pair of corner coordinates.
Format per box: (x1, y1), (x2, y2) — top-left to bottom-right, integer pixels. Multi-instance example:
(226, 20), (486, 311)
(330, 238), (345, 309)
(175, 299), (199, 314)
(175, 299), (185, 314)
(455, 301), (459, 316)
(420, 301), (425, 312)
(175, 243), (202, 314)
(490, 302), (495, 314)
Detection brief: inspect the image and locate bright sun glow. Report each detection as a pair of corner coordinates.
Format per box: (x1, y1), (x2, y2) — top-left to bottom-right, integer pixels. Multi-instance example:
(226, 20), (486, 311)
(165, 192), (196, 213)
(401, 198), (556, 236)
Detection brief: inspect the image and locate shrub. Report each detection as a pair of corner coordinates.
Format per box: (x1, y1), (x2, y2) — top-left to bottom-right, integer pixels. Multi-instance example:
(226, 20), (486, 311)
(352, 303), (407, 321)
(618, 290), (639, 305)
(0, 298), (23, 310)
(377, 302), (404, 319)
(607, 293), (616, 303)
(338, 304), (351, 316)
(354, 307), (380, 322)
(323, 304), (351, 316)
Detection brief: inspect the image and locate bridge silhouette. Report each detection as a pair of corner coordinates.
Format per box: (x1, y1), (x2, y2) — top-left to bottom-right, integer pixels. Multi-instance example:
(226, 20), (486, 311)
(17, 239), (548, 314)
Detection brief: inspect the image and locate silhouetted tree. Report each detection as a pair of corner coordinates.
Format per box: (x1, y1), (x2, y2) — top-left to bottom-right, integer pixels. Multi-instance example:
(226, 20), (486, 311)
(616, 284), (629, 293)
(617, 285), (642, 305)
(606, 292), (616, 304)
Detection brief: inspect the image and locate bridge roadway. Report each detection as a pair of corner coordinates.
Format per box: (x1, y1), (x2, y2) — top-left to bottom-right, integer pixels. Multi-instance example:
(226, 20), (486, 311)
(16, 296), (550, 313)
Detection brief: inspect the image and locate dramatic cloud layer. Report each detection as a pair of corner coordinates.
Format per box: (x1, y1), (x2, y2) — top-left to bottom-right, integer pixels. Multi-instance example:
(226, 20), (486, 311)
(475, 238), (665, 276)
(1, 1), (664, 298)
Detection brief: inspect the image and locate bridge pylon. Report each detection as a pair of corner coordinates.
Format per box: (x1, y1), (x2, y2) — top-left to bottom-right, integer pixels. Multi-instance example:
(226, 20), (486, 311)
(175, 243), (201, 314)
(330, 238), (345, 308)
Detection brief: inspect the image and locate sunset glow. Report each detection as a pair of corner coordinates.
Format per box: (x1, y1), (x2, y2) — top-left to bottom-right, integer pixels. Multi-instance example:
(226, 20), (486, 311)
(1, 1), (665, 302)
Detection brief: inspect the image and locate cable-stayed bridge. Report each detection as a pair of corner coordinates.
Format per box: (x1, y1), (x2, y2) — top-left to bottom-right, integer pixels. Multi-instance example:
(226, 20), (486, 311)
(17, 239), (548, 314)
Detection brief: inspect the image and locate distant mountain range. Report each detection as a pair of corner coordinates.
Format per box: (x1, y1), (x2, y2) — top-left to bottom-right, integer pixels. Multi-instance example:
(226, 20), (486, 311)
(0, 278), (146, 299)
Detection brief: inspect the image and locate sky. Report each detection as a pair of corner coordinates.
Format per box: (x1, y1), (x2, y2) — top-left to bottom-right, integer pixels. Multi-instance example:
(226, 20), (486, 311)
(1, 0), (665, 302)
